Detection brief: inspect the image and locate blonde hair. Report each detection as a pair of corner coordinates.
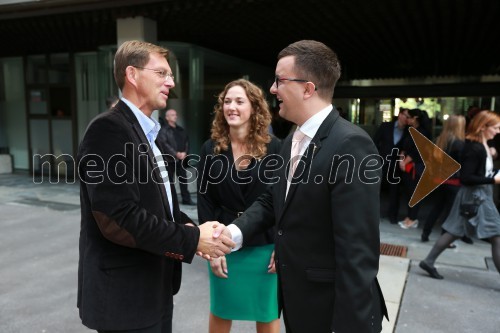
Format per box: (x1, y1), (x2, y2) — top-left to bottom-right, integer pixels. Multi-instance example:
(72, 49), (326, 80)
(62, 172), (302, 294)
(466, 110), (500, 142)
(114, 40), (169, 90)
(211, 79), (272, 159)
(435, 115), (465, 151)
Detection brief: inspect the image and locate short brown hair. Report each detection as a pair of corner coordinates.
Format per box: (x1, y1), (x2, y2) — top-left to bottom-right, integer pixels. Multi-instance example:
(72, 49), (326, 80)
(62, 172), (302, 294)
(113, 40), (169, 90)
(278, 40), (341, 100)
(211, 79), (272, 159)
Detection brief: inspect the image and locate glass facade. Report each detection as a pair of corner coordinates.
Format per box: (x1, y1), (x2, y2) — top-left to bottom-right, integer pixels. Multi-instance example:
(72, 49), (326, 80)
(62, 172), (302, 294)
(0, 57), (28, 169)
(2, 42), (500, 174)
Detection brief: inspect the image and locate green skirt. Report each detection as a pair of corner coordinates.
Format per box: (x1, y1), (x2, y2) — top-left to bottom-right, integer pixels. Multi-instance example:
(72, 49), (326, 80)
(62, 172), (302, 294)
(209, 244), (279, 322)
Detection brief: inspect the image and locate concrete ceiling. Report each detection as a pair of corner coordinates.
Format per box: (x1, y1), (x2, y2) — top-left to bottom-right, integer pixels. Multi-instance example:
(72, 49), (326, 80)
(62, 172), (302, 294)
(1, 0), (499, 81)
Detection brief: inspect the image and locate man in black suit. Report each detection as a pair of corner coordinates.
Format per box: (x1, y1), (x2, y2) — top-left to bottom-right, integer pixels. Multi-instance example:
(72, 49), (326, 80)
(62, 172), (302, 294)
(157, 109), (194, 205)
(214, 40), (387, 332)
(77, 40), (234, 333)
(373, 107), (409, 224)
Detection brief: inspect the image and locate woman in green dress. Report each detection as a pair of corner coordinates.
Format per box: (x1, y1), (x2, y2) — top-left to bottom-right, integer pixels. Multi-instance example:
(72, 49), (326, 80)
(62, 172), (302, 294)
(197, 79), (281, 333)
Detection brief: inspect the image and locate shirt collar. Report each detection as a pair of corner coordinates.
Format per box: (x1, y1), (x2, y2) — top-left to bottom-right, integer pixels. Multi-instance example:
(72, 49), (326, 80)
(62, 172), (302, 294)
(297, 104), (333, 139)
(121, 97), (161, 143)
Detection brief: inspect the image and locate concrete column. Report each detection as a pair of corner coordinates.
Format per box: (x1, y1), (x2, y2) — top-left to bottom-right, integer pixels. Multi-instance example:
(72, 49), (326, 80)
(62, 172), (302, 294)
(116, 16), (157, 46)
(116, 16), (159, 120)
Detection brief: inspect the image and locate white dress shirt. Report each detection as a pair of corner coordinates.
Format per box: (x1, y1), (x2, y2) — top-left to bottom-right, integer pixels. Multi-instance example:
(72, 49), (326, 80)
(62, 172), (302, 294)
(121, 98), (174, 219)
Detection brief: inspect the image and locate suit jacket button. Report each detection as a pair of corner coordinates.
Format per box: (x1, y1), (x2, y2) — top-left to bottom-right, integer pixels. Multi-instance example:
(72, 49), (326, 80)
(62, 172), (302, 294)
(277, 230), (283, 236)
(179, 255), (184, 260)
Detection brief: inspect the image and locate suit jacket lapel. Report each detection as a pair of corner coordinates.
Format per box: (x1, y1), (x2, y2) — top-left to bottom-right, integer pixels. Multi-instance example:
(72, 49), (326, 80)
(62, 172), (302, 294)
(278, 111), (340, 222)
(116, 101), (175, 222)
(275, 133), (293, 218)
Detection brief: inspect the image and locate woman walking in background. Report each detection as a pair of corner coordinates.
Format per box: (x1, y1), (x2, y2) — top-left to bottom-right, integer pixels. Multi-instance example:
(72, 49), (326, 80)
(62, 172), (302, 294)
(421, 115), (465, 242)
(419, 110), (500, 279)
(197, 79), (281, 333)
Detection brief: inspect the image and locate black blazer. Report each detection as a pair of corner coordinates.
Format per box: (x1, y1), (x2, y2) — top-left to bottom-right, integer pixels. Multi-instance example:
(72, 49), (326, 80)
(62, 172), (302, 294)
(373, 120), (407, 159)
(232, 109), (388, 332)
(460, 139), (496, 186)
(157, 123), (189, 163)
(197, 136), (282, 246)
(77, 100), (200, 330)
(402, 125), (431, 176)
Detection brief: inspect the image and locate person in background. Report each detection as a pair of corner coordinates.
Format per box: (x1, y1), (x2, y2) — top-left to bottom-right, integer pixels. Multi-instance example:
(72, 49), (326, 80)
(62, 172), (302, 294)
(419, 110), (500, 279)
(158, 109), (194, 205)
(197, 79), (281, 333)
(105, 95), (119, 110)
(398, 108), (431, 229)
(336, 106), (348, 120)
(421, 115), (465, 243)
(373, 107), (409, 224)
(77, 40), (234, 333)
(465, 105), (481, 127)
(211, 40), (387, 332)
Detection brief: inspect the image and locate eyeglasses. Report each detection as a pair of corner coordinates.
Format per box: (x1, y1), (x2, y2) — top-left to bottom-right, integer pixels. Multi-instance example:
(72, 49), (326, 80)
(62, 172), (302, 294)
(133, 66), (175, 81)
(274, 76), (317, 90)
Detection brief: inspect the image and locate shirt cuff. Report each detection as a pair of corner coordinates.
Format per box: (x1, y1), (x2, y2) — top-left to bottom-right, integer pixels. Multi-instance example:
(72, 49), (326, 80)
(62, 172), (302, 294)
(226, 224), (243, 251)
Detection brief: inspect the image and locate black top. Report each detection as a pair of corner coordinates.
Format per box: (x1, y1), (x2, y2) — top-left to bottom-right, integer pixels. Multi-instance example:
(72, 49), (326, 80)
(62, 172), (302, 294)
(197, 136), (282, 247)
(445, 139), (464, 180)
(460, 139), (495, 186)
(402, 125), (431, 175)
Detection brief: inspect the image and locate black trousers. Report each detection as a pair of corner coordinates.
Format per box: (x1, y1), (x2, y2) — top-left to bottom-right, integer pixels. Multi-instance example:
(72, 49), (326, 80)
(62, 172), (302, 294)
(422, 184), (460, 237)
(98, 299), (173, 333)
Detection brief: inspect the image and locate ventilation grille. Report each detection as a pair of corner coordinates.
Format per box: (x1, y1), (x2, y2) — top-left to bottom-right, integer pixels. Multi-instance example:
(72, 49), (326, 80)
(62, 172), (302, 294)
(380, 243), (407, 257)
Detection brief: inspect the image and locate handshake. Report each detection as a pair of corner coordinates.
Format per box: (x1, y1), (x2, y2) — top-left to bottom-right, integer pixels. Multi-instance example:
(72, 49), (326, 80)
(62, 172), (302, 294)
(196, 222), (235, 260)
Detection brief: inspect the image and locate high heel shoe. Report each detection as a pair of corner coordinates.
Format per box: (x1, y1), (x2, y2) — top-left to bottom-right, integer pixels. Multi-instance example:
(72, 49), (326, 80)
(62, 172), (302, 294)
(399, 219), (419, 229)
(461, 236), (474, 244)
(419, 261), (444, 279)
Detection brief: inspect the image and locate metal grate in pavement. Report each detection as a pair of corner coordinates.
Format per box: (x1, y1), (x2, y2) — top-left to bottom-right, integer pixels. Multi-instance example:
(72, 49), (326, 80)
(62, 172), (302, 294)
(380, 243), (407, 257)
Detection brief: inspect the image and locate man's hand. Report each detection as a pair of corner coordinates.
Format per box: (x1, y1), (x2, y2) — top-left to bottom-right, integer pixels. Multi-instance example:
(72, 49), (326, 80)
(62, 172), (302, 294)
(197, 222), (235, 260)
(212, 223), (231, 239)
(176, 152), (187, 160)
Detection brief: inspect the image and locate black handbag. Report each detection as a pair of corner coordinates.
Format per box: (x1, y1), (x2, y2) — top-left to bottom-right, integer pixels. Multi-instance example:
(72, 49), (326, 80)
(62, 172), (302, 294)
(459, 202), (479, 218)
(459, 187), (483, 219)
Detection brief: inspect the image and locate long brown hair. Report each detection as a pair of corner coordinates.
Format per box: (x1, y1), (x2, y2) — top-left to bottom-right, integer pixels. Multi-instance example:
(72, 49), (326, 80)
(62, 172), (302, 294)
(435, 115), (465, 151)
(466, 110), (500, 143)
(211, 79), (272, 159)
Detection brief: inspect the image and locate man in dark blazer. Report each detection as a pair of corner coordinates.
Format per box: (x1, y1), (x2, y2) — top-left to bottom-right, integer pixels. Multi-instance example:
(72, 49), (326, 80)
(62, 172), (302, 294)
(77, 40), (234, 333)
(214, 40), (388, 332)
(157, 108), (194, 205)
(373, 108), (409, 224)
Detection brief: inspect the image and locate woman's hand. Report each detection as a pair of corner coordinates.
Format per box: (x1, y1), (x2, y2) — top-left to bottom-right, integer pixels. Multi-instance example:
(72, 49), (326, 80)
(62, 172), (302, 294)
(490, 147), (498, 159)
(399, 159), (407, 172)
(210, 256), (228, 278)
(267, 250), (276, 274)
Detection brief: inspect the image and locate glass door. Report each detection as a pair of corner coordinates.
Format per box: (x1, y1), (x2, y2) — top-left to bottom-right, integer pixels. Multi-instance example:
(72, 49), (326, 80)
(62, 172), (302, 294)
(26, 53), (75, 180)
